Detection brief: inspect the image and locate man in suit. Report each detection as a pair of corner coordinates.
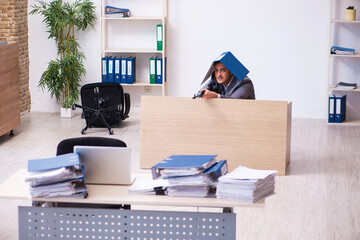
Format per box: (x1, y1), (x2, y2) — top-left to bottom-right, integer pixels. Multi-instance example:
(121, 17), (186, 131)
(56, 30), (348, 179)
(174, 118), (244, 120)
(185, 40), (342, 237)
(200, 61), (255, 99)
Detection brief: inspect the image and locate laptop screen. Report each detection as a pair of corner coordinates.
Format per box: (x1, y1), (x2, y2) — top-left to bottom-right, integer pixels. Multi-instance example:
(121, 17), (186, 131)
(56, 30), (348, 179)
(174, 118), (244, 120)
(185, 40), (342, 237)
(74, 146), (134, 185)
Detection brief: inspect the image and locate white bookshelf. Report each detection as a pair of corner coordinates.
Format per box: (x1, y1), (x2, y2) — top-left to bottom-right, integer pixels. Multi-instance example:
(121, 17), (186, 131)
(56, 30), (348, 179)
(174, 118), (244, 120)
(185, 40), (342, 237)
(100, 0), (167, 96)
(328, 0), (360, 123)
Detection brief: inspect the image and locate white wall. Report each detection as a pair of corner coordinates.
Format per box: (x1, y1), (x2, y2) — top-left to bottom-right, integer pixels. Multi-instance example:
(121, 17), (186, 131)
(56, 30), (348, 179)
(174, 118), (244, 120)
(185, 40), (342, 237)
(28, 0), (331, 118)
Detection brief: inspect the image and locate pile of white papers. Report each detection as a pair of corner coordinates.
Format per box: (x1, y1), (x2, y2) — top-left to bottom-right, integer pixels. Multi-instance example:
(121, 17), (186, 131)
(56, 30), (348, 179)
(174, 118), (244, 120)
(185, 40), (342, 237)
(216, 166), (277, 203)
(127, 177), (169, 195)
(166, 185), (215, 198)
(25, 153), (87, 198)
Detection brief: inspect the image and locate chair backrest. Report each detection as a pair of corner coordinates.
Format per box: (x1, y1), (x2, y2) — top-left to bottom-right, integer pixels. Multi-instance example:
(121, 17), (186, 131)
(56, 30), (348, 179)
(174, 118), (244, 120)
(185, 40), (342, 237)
(80, 82), (126, 127)
(56, 137), (127, 156)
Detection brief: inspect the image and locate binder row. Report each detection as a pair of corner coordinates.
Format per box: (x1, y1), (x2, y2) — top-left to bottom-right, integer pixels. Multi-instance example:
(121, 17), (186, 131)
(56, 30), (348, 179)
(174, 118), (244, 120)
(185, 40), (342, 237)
(149, 57), (165, 84)
(102, 56), (136, 84)
(328, 95), (346, 123)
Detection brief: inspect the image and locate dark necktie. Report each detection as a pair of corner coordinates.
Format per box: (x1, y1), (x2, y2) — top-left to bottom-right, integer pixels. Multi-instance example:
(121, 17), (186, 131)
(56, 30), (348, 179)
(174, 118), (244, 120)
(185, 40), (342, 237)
(222, 85), (226, 95)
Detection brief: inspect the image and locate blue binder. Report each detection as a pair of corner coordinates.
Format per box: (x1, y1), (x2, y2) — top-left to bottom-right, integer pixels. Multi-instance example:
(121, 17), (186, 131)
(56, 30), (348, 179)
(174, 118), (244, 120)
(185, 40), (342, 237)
(105, 6), (130, 17)
(120, 58), (127, 84)
(127, 56), (136, 84)
(107, 57), (115, 82)
(28, 153), (81, 172)
(200, 159), (228, 181)
(202, 51), (249, 84)
(151, 155), (218, 179)
(164, 57), (167, 82)
(101, 56), (108, 82)
(328, 95), (335, 123)
(114, 57), (121, 83)
(156, 57), (162, 84)
(166, 160), (228, 187)
(335, 95), (346, 123)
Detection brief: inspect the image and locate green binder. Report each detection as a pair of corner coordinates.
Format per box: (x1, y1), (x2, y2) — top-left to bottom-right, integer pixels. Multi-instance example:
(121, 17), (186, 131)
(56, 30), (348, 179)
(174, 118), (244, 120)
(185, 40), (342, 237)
(156, 24), (163, 51)
(149, 56), (156, 84)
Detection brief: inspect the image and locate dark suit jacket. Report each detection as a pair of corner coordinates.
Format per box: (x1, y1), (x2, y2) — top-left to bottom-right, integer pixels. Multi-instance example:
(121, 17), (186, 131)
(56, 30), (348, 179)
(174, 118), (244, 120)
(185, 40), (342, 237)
(209, 76), (255, 99)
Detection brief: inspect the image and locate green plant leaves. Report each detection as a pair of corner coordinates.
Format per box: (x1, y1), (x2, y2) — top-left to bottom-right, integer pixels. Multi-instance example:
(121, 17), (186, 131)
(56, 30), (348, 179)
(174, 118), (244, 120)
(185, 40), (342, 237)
(30, 0), (96, 108)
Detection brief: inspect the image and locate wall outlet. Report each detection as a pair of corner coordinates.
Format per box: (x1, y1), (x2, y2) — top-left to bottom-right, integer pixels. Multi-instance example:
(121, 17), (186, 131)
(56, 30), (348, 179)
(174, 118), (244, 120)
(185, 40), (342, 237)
(144, 86), (152, 93)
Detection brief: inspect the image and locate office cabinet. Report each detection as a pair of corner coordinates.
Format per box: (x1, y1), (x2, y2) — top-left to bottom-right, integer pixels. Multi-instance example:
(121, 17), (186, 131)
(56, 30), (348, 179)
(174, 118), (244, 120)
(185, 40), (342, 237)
(0, 42), (20, 136)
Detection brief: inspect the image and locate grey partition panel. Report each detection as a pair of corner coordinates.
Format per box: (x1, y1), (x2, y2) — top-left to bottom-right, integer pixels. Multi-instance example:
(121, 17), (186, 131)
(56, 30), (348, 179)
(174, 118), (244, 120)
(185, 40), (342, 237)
(19, 206), (236, 240)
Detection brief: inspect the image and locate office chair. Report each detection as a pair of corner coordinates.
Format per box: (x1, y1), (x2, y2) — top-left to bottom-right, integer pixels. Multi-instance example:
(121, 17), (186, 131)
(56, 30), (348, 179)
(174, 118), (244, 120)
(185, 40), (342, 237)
(72, 82), (130, 135)
(46, 136), (130, 209)
(56, 136), (127, 156)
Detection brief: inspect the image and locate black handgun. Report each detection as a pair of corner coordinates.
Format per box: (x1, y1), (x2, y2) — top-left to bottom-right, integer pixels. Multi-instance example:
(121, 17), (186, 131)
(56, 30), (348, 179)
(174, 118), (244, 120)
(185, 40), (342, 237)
(192, 81), (217, 99)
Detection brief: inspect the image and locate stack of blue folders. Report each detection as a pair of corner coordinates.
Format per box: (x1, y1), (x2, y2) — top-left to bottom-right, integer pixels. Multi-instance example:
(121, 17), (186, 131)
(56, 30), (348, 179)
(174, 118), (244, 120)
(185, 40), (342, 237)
(102, 56), (136, 84)
(25, 153), (87, 199)
(216, 166), (277, 203)
(151, 155), (228, 197)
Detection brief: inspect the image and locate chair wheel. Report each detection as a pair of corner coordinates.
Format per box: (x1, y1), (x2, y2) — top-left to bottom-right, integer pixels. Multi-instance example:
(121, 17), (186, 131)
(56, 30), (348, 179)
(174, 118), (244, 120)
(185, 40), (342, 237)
(72, 104), (76, 110)
(81, 129), (86, 135)
(109, 129), (114, 135)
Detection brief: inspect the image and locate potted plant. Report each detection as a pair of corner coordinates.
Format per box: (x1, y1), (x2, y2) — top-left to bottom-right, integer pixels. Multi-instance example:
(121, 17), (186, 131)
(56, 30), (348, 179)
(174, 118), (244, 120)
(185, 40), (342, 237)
(30, 0), (96, 118)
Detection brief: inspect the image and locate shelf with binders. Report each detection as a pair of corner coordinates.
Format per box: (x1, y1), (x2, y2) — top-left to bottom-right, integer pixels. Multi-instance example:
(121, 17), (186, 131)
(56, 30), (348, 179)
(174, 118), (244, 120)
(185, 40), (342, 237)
(101, 52), (166, 89)
(100, 0), (167, 99)
(328, 91), (360, 124)
(328, 56), (360, 123)
(101, 20), (165, 52)
(102, 0), (166, 18)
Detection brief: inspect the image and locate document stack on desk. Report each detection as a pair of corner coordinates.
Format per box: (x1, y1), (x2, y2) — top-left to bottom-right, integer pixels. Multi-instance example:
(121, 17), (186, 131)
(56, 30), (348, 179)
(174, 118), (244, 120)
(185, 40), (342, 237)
(216, 166), (277, 203)
(150, 155), (228, 197)
(25, 153), (87, 198)
(165, 160), (228, 197)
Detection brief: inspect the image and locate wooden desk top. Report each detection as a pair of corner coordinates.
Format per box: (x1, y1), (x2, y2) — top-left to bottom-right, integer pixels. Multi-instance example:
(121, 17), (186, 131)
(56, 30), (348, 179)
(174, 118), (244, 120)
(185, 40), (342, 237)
(0, 169), (262, 208)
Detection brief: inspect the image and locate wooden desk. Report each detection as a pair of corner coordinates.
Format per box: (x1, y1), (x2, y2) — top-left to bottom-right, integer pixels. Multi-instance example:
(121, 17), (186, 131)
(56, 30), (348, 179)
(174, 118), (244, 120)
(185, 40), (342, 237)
(140, 96), (292, 175)
(0, 169), (256, 208)
(0, 169), (262, 240)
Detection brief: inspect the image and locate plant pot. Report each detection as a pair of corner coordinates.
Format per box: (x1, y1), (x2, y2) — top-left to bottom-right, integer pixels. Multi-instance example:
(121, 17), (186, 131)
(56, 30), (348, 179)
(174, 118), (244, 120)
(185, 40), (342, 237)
(60, 107), (76, 118)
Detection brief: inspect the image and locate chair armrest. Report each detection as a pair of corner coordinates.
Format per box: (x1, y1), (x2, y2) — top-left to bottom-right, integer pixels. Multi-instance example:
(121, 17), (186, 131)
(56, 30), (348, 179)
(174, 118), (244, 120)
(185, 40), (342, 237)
(123, 93), (130, 120)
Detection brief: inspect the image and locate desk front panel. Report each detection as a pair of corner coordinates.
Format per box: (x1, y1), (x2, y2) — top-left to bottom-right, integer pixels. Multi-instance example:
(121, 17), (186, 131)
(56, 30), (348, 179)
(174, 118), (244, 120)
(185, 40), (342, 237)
(19, 206), (236, 240)
(140, 96), (292, 175)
